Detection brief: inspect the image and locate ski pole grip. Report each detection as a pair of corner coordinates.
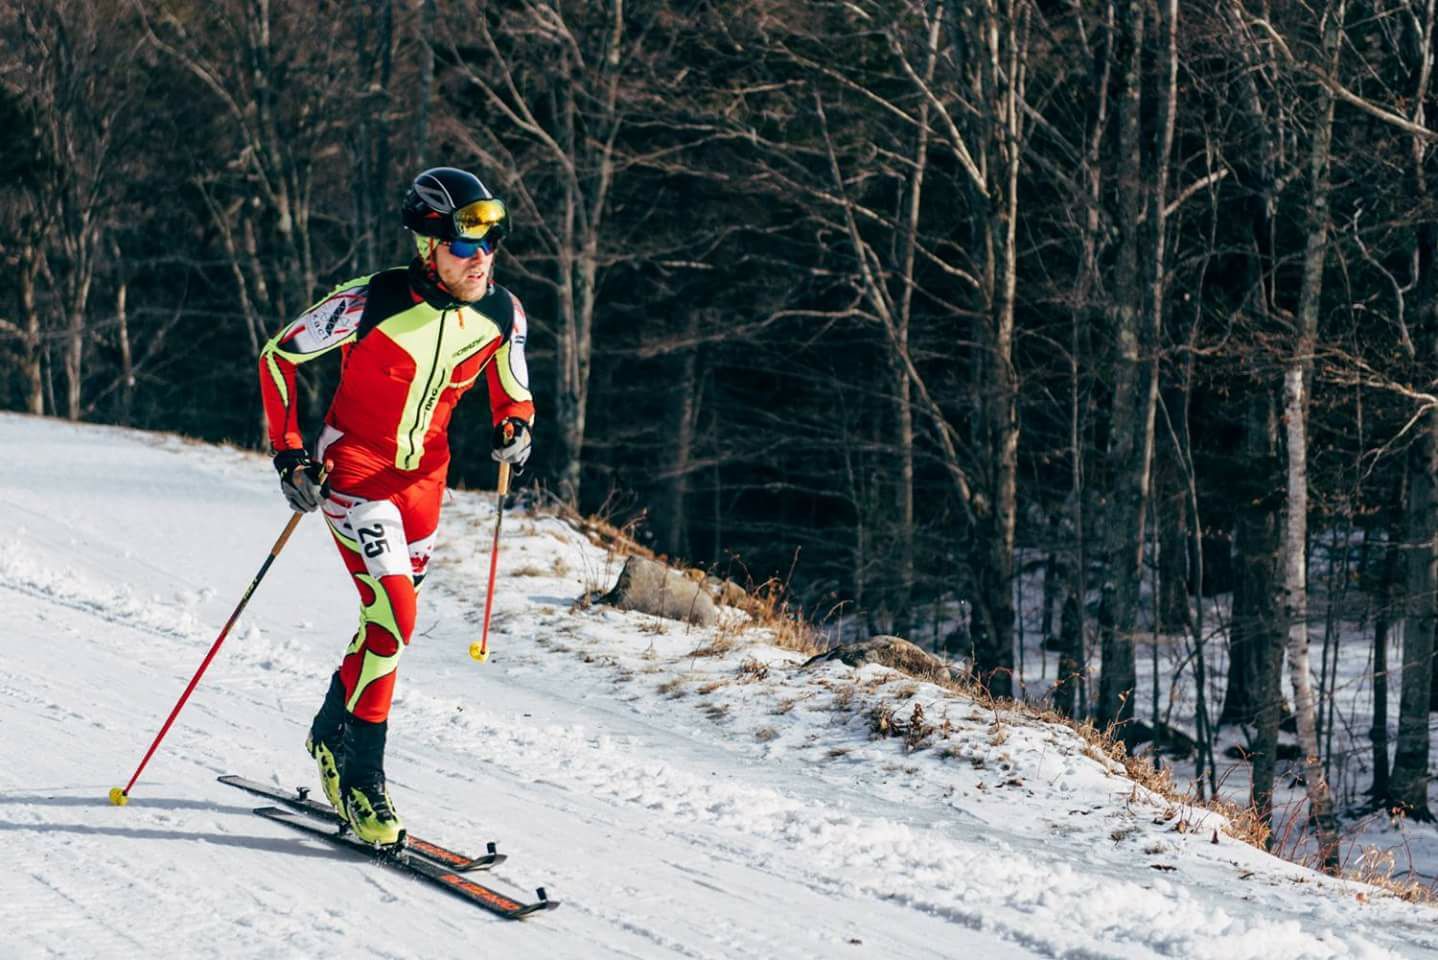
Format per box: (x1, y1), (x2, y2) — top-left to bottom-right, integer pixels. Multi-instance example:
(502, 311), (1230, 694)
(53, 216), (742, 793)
(273, 461), (332, 553)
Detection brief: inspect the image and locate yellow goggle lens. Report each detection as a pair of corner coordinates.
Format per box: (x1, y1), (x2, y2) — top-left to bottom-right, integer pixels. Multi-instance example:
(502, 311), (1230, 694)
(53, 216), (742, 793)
(454, 198), (507, 239)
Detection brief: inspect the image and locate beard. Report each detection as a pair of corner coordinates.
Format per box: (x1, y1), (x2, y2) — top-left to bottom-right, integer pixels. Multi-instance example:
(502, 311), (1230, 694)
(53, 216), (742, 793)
(435, 258), (491, 302)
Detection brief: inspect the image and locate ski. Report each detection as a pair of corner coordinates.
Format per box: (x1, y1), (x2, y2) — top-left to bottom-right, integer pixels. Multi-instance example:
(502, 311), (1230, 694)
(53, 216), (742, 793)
(252, 806), (558, 920)
(219, 774), (505, 872)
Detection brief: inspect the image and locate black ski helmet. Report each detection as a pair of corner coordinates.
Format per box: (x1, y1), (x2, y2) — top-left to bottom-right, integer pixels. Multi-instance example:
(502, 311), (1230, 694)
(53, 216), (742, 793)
(402, 166), (509, 250)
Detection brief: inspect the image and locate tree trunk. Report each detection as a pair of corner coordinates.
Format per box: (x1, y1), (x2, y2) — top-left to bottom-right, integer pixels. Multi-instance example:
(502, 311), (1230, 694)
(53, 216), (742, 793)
(1066, 0), (1113, 720)
(416, 0), (435, 168)
(62, 234), (95, 422)
(1055, 592), (1081, 717)
(1391, 157), (1438, 814)
(115, 254), (133, 426)
(1098, 0), (1154, 730)
(1222, 16), (1283, 729)
(658, 314), (701, 560)
(1391, 406), (1436, 820)
(1156, 446), (1189, 632)
(1223, 519), (1269, 727)
(1224, 392), (1280, 729)
(1151, 0), (1185, 637)
(1279, 0), (1346, 870)
(351, 0), (393, 271)
(1369, 515), (1400, 804)
(1235, 389), (1285, 830)
(1281, 363), (1340, 864)
(890, 11), (937, 637)
(968, 0), (1026, 700)
(19, 242), (43, 415)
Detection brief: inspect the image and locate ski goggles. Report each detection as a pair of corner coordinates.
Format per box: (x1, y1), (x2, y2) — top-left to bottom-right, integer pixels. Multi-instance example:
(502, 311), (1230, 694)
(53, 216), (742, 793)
(446, 234), (501, 258)
(453, 197), (508, 242)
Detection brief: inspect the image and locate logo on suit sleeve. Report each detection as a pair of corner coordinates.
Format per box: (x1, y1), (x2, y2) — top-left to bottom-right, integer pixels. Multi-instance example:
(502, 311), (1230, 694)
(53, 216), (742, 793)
(507, 298), (530, 389)
(302, 292), (365, 346)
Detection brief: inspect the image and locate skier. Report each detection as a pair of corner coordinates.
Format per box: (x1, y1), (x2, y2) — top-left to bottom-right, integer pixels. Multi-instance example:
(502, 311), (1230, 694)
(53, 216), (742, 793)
(257, 167), (535, 844)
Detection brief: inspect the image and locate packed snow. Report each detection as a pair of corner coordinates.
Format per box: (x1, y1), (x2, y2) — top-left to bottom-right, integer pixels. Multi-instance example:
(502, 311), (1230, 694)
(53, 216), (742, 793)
(1, 412), (1434, 959)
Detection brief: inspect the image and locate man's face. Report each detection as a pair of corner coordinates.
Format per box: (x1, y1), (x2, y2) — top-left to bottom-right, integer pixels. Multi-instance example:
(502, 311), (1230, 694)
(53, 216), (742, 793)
(434, 240), (495, 301)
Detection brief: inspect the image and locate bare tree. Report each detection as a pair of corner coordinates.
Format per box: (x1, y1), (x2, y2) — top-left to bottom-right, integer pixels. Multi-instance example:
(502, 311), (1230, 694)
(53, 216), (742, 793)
(137, 0), (363, 346)
(0, 217), (45, 415)
(1096, 0), (1163, 728)
(439, 0), (641, 504)
(8, 0), (139, 420)
(1268, 0), (1347, 870)
(1389, 0), (1438, 823)
(821, 0), (1034, 693)
(1240, 386), (1286, 835)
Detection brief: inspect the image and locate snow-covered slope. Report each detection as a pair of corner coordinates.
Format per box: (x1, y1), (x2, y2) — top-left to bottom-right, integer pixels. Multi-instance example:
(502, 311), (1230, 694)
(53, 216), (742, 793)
(1, 412), (1433, 959)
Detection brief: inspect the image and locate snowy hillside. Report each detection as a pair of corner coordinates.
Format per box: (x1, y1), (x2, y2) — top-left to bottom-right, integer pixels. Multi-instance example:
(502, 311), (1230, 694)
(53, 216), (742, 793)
(1, 411), (1434, 959)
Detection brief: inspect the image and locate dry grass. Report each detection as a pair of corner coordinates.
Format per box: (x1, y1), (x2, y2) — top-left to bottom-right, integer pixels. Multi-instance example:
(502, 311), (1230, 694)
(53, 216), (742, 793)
(1346, 850), (1438, 904)
(740, 578), (825, 655)
(550, 492), (657, 562)
(737, 657), (770, 683)
(687, 635), (736, 658)
(755, 726), (779, 742)
(869, 701), (936, 752)
(696, 679), (727, 695)
(1296, 816), (1438, 906)
(656, 677), (687, 699)
(892, 671), (1280, 854)
(509, 562), (549, 578)
(1011, 703), (1274, 851)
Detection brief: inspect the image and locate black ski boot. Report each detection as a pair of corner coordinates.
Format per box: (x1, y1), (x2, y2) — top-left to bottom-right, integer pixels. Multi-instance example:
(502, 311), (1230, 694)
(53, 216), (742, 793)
(305, 672), (349, 815)
(340, 715), (404, 846)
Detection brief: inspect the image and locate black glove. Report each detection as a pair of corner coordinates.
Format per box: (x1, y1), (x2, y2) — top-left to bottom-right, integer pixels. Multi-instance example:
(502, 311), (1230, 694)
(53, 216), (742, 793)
(491, 417), (532, 468)
(273, 448), (324, 513)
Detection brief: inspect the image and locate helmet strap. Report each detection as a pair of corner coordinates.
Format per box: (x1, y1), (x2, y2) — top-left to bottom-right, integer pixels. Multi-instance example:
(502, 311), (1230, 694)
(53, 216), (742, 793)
(414, 234), (446, 288)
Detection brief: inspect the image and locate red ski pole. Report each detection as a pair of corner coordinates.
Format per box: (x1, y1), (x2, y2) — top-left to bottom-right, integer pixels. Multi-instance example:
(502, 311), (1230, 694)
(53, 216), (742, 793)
(110, 467), (327, 806)
(469, 461), (512, 663)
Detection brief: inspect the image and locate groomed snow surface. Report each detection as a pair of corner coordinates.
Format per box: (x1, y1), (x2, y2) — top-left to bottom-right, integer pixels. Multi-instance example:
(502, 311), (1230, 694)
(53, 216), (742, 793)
(1, 412), (1434, 959)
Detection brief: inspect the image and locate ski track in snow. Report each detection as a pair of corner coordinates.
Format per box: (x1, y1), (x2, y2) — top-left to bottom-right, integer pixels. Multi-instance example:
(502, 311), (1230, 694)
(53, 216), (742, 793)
(0, 412), (1435, 959)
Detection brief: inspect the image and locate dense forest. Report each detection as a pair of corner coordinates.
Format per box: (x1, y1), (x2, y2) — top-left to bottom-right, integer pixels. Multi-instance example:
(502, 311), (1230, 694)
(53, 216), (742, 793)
(7, 0), (1438, 861)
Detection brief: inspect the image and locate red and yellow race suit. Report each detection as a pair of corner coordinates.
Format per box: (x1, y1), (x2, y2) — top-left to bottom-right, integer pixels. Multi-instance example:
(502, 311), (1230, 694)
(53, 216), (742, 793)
(259, 265), (534, 722)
